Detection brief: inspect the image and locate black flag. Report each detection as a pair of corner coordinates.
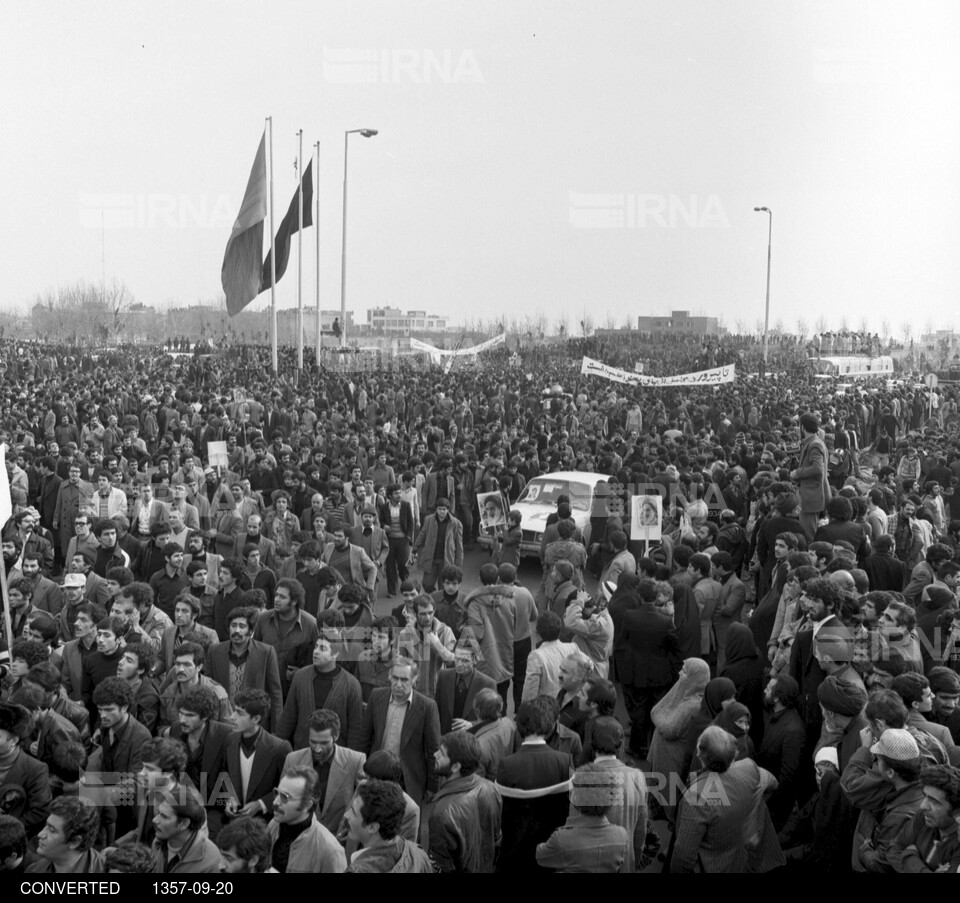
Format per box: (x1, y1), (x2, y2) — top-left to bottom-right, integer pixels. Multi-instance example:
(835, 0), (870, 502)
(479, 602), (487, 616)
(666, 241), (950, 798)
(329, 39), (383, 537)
(260, 158), (313, 292)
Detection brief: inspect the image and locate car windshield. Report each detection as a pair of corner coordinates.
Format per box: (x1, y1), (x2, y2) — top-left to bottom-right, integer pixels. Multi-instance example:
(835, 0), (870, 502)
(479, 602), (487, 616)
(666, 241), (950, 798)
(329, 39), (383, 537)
(517, 479), (592, 511)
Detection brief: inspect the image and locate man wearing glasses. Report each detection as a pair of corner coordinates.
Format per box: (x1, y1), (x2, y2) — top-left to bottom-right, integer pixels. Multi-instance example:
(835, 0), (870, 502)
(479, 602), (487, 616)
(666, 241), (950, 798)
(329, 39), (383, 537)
(266, 766), (346, 873)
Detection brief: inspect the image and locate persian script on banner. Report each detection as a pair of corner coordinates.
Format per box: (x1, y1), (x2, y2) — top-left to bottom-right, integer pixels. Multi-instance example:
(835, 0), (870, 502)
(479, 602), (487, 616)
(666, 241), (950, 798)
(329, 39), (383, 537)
(580, 356), (735, 387)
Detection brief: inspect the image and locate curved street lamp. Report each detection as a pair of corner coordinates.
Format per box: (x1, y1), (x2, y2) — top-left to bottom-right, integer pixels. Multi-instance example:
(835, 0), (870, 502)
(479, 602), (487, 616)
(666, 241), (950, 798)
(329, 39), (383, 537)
(340, 128), (379, 347)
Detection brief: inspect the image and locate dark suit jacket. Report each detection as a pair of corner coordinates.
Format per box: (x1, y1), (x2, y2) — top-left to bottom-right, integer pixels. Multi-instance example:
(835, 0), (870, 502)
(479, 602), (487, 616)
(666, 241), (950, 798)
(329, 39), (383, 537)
(613, 604), (680, 688)
(496, 743), (573, 873)
(205, 641), (283, 732)
(435, 667), (497, 734)
(862, 553), (909, 593)
(788, 617), (834, 731)
(360, 689), (441, 804)
(3, 751), (52, 836)
(794, 434), (831, 514)
(38, 473), (62, 530)
(86, 715), (152, 788)
(224, 729), (291, 810)
(377, 500), (414, 541)
(170, 719), (234, 790)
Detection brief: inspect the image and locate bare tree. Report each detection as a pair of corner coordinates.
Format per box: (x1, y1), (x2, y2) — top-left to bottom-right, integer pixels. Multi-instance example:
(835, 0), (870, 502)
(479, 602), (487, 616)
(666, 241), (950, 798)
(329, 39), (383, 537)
(815, 314), (828, 334)
(901, 321), (913, 345)
(30, 279), (136, 344)
(555, 312), (570, 337)
(858, 316), (870, 334)
(735, 318), (747, 335)
(755, 318), (764, 336)
(774, 318), (785, 336)
(604, 311), (617, 330)
(881, 319), (891, 343)
(581, 314), (594, 336)
(838, 315), (850, 332)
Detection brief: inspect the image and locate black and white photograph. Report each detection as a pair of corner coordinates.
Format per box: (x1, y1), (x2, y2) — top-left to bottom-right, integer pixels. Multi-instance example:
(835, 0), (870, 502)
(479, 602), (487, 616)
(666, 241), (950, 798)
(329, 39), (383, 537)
(0, 0), (957, 879)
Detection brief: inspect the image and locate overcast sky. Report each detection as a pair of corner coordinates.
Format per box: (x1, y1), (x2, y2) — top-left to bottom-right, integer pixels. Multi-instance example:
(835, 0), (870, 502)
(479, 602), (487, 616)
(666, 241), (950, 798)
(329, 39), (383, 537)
(2, 1), (958, 335)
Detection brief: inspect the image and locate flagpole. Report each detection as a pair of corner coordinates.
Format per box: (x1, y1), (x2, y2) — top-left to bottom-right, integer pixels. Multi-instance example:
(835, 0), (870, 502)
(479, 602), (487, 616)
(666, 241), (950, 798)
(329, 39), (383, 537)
(297, 129), (304, 372)
(315, 139), (321, 372)
(268, 117), (278, 375)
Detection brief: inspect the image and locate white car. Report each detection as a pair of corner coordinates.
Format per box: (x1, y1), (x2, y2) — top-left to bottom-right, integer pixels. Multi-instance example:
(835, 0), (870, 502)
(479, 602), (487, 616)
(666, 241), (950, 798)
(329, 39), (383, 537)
(480, 471), (610, 559)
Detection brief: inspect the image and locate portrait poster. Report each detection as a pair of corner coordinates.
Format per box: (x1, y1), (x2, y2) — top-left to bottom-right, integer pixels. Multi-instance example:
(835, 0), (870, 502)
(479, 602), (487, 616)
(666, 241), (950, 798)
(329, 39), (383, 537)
(477, 491), (508, 529)
(631, 494), (662, 542)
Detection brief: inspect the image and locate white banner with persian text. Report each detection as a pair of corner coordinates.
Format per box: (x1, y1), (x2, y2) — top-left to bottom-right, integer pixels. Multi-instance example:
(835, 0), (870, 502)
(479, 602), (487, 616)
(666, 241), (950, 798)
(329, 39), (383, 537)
(580, 356), (735, 387)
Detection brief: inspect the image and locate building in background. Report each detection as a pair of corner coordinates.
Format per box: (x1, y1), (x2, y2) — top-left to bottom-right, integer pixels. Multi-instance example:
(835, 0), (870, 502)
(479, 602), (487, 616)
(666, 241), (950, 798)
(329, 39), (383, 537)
(366, 307), (449, 335)
(636, 310), (722, 336)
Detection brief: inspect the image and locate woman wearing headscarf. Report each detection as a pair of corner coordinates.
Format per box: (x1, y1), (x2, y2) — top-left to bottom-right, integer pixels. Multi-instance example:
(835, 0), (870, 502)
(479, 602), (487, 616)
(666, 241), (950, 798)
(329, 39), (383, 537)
(719, 623), (765, 748)
(649, 657), (711, 820)
(708, 701), (756, 766)
(679, 676), (737, 783)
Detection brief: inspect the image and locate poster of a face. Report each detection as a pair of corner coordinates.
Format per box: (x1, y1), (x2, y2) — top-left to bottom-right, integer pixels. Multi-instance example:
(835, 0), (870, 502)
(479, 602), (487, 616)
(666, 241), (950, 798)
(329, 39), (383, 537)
(478, 491), (507, 529)
(631, 494), (662, 542)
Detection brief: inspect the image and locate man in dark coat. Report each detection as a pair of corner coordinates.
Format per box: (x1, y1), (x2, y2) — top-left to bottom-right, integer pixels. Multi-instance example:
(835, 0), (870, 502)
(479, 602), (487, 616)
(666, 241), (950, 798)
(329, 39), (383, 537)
(495, 697), (573, 873)
(790, 413), (831, 543)
(0, 702), (52, 837)
(612, 578), (680, 759)
(359, 658), (441, 805)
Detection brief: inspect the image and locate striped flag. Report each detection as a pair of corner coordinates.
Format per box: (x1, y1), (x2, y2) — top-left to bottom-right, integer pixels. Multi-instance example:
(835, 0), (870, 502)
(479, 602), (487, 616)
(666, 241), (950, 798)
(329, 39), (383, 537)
(221, 131), (268, 316)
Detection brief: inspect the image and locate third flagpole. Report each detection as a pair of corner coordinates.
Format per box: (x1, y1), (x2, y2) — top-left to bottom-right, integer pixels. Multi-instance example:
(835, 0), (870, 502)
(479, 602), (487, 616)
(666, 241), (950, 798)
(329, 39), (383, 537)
(315, 139), (321, 371)
(268, 116), (278, 375)
(297, 128), (304, 372)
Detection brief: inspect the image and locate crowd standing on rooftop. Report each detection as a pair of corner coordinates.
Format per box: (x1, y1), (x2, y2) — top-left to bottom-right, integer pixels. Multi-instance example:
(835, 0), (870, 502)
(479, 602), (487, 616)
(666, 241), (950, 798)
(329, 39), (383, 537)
(2, 327), (960, 875)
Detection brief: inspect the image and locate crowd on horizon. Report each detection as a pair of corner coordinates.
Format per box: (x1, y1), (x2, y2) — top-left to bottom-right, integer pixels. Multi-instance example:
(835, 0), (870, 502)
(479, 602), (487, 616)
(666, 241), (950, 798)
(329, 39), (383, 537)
(1, 328), (960, 874)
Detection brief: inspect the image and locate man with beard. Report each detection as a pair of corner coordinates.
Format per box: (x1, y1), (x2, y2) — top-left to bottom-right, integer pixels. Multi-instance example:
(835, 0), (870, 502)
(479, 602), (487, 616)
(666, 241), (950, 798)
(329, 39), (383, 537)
(282, 708), (366, 834)
(398, 596), (457, 699)
(756, 674), (806, 831)
(206, 606), (283, 732)
(158, 642), (232, 732)
(322, 527), (377, 597)
(19, 552), (63, 616)
(157, 592), (219, 675)
(413, 499), (464, 594)
(430, 730), (502, 872)
(216, 816), (273, 874)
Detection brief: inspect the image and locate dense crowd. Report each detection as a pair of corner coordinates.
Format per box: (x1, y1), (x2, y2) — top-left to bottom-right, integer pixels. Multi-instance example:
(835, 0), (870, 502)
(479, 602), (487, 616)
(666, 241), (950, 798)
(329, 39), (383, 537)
(1, 330), (960, 875)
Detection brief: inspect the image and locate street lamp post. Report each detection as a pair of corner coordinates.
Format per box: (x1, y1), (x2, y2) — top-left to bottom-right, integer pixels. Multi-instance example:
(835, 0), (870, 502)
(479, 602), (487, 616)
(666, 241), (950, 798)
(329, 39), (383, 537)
(340, 128), (378, 349)
(754, 206), (772, 374)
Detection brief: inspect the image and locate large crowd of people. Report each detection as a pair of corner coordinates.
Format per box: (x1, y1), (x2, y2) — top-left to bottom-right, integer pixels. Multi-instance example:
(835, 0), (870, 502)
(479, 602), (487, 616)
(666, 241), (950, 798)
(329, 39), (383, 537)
(2, 328), (960, 875)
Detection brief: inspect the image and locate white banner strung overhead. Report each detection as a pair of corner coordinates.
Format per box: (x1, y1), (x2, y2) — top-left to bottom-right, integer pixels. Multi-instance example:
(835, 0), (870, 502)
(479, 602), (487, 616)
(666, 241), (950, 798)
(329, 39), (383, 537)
(580, 356), (736, 387)
(409, 333), (507, 358)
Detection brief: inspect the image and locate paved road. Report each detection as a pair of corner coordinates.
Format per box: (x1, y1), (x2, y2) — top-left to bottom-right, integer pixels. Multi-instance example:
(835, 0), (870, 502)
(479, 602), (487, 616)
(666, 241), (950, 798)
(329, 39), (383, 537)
(368, 542), (597, 618)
